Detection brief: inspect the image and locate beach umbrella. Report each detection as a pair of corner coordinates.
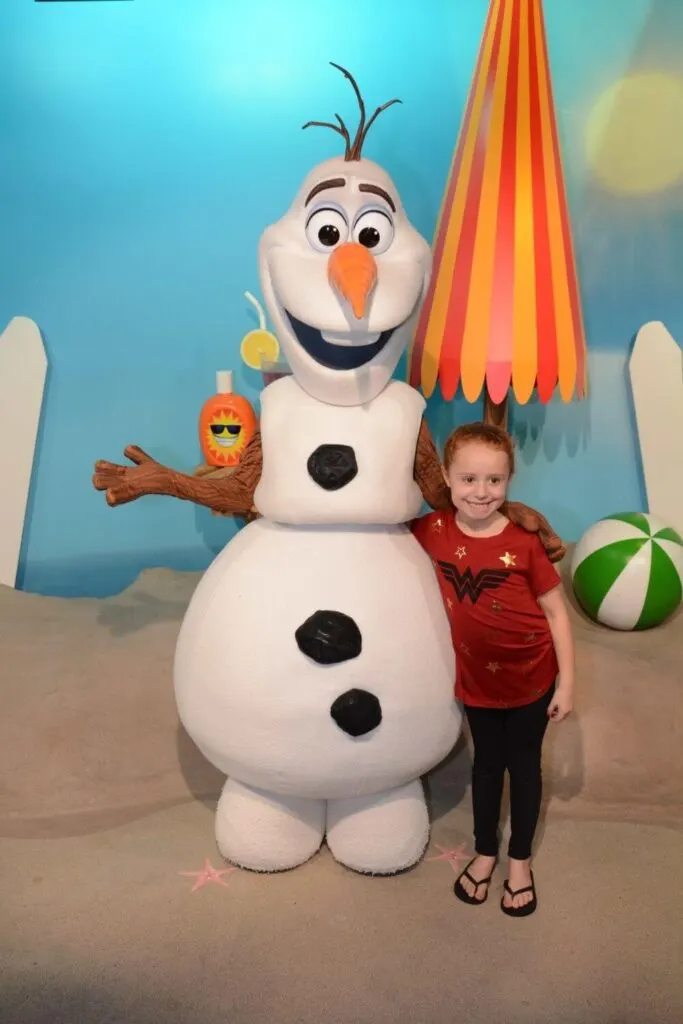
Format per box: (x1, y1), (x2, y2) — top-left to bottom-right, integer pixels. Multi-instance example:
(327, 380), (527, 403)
(408, 0), (587, 426)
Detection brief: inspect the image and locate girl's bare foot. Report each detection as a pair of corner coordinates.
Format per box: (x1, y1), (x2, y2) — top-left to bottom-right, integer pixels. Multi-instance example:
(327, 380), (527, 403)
(503, 857), (534, 910)
(458, 854), (497, 901)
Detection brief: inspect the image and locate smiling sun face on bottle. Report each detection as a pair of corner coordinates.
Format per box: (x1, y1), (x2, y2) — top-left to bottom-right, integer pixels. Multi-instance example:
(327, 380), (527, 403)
(204, 409), (249, 467)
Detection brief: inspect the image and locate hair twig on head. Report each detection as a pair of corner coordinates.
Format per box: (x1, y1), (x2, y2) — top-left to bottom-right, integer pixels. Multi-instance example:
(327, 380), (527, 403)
(302, 62), (402, 161)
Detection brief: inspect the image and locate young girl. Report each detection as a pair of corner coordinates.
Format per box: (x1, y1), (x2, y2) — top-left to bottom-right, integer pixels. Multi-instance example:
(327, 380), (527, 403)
(411, 422), (574, 918)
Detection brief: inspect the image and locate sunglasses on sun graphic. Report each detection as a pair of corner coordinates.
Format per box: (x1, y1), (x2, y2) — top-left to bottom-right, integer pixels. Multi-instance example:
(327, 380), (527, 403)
(210, 424), (242, 436)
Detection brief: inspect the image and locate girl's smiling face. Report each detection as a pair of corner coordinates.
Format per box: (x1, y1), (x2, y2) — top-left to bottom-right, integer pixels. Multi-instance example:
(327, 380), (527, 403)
(443, 441), (511, 526)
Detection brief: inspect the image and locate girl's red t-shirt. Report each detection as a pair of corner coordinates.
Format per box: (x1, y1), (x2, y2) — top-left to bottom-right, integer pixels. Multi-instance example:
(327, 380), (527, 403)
(410, 511), (560, 708)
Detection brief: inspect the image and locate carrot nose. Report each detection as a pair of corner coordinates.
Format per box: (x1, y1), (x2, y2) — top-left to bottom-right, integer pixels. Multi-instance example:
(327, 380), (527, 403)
(328, 242), (377, 320)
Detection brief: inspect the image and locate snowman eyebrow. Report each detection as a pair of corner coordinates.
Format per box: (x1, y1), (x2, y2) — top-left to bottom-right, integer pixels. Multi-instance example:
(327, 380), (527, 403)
(358, 183), (396, 212)
(304, 178), (396, 213)
(305, 178), (347, 205)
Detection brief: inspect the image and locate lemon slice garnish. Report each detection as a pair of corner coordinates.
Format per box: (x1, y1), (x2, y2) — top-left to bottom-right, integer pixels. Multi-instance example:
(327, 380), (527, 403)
(240, 291), (281, 370)
(240, 328), (280, 370)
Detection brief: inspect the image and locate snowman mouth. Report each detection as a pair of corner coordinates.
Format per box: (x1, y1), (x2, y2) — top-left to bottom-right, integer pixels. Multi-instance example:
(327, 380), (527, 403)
(285, 311), (395, 370)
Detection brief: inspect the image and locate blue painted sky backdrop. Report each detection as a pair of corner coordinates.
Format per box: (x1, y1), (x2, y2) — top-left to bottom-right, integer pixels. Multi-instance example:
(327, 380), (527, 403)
(1, 0), (682, 595)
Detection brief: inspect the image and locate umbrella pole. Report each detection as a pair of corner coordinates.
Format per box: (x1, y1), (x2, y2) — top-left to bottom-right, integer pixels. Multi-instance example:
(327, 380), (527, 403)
(483, 388), (509, 430)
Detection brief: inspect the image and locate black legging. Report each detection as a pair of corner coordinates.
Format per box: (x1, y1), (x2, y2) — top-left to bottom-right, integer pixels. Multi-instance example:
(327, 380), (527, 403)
(464, 683), (555, 861)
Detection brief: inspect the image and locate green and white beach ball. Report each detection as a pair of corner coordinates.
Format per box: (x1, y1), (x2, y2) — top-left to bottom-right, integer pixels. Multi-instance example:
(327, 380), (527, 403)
(571, 512), (683, 630)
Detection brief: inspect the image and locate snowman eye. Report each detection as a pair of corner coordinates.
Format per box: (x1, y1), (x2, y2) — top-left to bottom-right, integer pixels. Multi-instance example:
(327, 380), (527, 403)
(352, 208), (394, 254)
(305, 207), (349, 252)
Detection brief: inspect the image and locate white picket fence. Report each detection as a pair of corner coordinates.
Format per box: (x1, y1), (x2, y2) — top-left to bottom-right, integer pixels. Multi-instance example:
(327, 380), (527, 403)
(629, 321), (683, 538)
(0, 317), (47, 588)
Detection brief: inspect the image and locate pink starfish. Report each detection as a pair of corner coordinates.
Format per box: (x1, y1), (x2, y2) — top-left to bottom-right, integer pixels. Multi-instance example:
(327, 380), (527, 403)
(179, 858), (237, 893)
(427, 843), (470, 873)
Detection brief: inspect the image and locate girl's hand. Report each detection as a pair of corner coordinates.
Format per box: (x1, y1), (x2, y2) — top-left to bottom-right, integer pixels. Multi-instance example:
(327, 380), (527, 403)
(548, 686), (573, 722)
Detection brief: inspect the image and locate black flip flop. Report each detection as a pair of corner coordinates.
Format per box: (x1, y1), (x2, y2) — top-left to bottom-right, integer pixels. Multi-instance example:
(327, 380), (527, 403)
(454, 858), (497, 905)
(501, 871), (537, 917)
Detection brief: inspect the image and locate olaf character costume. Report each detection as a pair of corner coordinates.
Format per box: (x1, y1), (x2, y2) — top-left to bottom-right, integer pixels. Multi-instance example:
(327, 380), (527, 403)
(94, 66), (557, 875)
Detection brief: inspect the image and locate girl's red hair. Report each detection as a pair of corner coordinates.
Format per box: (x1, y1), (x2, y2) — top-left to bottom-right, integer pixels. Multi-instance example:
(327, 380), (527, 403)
(443, 422), (516, 475)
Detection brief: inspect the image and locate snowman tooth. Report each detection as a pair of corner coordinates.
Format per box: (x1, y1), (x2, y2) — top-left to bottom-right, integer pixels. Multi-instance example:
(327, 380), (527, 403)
(320, 330), (381, 346)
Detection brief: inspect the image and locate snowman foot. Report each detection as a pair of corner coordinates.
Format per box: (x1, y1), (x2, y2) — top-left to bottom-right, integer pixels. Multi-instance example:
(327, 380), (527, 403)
(326, 779), (429, 875)
(215, 779), (325, 873)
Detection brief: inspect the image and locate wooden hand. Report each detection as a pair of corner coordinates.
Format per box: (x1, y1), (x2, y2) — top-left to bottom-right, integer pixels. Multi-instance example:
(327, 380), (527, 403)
(93, 445), (169, 507)
(93, 428), (264, 517)
(502, 500), (567, 563)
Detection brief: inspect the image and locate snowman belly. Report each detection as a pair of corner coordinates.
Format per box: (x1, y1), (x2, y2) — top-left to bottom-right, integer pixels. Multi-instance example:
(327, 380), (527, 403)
(174, 518), (460, 799)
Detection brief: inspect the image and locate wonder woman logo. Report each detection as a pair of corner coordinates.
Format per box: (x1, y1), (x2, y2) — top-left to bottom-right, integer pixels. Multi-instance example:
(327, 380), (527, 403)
(436, 561), (510, 604)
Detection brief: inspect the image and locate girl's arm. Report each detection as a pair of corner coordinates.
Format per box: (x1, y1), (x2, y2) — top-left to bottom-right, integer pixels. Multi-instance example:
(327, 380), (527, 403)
(538, 584), (575, 721)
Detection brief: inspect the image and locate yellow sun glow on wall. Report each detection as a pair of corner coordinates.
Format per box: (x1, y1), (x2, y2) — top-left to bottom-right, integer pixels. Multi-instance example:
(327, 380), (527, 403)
(586, 72), (683, 196)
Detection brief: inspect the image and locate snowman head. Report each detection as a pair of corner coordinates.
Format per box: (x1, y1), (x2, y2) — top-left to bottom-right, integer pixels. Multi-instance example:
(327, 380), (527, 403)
(258, 65), (432, 407)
